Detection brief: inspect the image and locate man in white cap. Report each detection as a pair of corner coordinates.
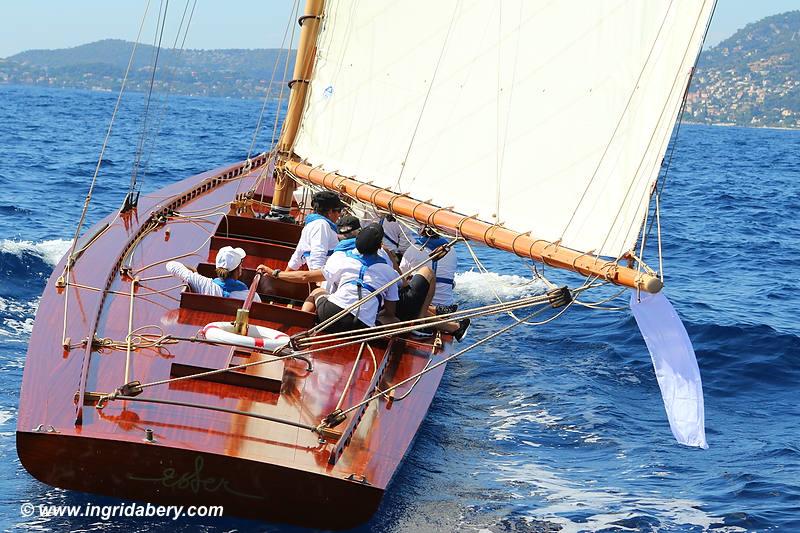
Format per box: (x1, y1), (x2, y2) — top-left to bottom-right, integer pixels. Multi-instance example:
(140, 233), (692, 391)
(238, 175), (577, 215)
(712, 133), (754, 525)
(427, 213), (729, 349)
(166, 246), (260, 301)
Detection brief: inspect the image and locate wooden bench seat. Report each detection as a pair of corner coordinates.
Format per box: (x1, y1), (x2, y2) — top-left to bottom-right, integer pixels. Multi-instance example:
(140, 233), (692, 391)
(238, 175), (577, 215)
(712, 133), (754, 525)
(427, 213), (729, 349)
(215, 215), (302, 247)
(179, 292), (316, 330)
(209, 236), (295, 269)
(195, 263), (311, 303)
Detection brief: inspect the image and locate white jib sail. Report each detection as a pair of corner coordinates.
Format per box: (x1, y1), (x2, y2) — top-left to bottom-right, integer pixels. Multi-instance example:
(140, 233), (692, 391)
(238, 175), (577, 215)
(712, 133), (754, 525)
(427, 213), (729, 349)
(293, 0), (715, 258)
(630, 291), (708, 449)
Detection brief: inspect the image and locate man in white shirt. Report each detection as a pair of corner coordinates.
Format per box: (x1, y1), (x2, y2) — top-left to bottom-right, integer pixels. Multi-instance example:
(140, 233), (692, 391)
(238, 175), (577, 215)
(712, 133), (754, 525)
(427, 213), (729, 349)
(400, 227), (457, 311)
(360, 213), (410, 258)
(166, 246), (260, 302)
(399, 227), (469, 341)
(287, 191), (344, 271)
(260, 224), (400, 333)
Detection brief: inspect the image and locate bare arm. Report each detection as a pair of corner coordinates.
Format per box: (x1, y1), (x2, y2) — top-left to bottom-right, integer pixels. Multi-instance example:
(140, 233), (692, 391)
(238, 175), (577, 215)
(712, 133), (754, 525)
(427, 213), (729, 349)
(257, 264), (325, 284)
(377, 300), (400, 325)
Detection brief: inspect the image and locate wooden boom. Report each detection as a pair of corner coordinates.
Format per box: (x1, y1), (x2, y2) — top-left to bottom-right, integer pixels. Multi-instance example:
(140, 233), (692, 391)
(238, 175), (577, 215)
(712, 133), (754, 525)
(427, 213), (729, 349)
(284, 161), (663, 293)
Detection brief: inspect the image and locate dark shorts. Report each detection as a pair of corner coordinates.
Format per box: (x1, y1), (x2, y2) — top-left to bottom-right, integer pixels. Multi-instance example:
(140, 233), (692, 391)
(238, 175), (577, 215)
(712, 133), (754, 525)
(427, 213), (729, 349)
(316, 296), (369, 333)
(397, 274), (430, 321)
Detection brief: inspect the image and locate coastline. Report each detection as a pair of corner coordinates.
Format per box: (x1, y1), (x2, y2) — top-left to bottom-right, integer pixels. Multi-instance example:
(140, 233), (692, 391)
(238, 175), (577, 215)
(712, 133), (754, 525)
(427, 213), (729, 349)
(680, 120), (800, 132)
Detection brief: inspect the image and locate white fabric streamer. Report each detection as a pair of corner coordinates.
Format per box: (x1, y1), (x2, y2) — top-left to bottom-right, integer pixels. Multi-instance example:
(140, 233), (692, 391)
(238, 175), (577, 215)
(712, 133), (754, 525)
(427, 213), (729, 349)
(630, 290), (708, 449)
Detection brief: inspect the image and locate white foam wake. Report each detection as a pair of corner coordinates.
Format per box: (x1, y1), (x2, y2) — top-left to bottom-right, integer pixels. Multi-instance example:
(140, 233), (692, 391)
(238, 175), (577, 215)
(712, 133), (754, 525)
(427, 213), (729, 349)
(494, 461), (740, 533)
(486, 394), (739, 532)
(0, 238), (72, 266)
(454, 270), (547, 303)
(0, 296), (39, 343)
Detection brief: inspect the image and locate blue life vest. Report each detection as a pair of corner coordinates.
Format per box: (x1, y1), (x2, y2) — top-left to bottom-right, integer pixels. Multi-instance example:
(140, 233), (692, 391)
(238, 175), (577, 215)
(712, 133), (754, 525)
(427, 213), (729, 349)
(344, 249), (387, 308)
(304, 213), (338, 232)
(212, 277), (249, 297)
(301, 213), (337, 259)
(413, 235), (454, 286)
(333, 237), (357, 253)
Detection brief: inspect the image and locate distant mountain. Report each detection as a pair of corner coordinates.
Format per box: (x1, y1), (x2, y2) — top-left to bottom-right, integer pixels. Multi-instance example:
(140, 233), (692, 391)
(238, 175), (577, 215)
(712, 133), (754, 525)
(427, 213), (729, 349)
(5, 14), (800, 128)
(0, 39), (296, 99)
(686, 11), (800, 128)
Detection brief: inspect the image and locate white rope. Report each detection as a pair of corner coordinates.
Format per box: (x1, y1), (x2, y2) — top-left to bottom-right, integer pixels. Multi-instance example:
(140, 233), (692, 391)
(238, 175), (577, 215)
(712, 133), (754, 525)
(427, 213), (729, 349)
(333, 301), (575, 421)
(461, 237), (552, 326)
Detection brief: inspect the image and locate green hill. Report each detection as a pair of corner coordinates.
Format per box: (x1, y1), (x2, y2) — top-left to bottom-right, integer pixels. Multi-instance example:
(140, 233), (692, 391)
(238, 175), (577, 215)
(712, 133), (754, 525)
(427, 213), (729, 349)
(6, 12), (800, 126)
(686, 11), (800, 127)
(0, 39), (296, 98)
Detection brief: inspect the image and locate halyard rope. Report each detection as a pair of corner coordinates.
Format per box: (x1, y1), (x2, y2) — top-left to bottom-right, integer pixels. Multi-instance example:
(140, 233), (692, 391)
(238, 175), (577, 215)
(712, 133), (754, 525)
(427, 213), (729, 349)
(92, 285), (577, 402)
(323, 301), (575, 428)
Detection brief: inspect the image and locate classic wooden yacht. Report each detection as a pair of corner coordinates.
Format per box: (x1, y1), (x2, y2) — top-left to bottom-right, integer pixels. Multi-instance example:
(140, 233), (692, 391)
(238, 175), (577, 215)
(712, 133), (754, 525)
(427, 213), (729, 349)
(18, 0), (713, 528)
(17, 159), (464, 528)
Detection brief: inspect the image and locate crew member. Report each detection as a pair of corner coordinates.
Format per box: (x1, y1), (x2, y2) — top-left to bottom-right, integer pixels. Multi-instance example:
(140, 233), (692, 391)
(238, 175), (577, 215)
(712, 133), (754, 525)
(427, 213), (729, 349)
(166, 246), (260, 301)
(361, 213), (409, 258)
(400, 227), (469, 341)
(400, 227), (458, 315)
(261, 224), (400, 333)
(287, 191), (344, 271)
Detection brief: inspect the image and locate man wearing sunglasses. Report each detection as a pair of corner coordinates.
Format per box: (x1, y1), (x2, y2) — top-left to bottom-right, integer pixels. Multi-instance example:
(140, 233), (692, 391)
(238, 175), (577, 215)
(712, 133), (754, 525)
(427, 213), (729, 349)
(287, 191), (345, 272)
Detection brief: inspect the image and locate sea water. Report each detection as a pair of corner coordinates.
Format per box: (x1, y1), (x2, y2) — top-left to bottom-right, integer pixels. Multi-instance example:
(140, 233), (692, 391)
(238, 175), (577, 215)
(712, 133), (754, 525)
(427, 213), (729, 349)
(0, 85), (798, 532)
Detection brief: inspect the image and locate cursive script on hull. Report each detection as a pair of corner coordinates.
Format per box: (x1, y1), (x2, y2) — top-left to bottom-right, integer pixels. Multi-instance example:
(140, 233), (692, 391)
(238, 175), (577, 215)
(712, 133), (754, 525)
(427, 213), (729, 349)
(128, 455), (263, 500)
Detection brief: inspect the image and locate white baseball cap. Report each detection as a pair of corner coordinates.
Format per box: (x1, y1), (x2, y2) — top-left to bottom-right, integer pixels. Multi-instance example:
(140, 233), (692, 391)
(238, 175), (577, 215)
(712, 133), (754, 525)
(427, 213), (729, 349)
(215, 246), (246, 270)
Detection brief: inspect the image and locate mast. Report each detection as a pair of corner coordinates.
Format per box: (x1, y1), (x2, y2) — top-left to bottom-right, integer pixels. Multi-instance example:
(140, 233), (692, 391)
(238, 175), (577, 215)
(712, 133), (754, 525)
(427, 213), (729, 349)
(285, 161), (663, 293)
(270, 0), (324, 217)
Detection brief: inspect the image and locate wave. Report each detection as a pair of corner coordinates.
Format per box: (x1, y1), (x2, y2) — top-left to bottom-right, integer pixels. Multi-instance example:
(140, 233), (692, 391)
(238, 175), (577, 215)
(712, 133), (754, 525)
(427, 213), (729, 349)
(0, 239), (71, 299)
(0, 204), (32, 217)
(0, 296), (38, 343)
(0, 238), (71, 267)
(454, 270), (547, 304)
(493, 461), (743, 533)
(684, 321), (800, 394)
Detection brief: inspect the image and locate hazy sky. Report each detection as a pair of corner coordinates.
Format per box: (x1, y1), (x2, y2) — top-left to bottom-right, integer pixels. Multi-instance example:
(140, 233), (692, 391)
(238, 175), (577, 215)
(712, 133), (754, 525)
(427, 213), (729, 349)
(0, 1), (798, 59)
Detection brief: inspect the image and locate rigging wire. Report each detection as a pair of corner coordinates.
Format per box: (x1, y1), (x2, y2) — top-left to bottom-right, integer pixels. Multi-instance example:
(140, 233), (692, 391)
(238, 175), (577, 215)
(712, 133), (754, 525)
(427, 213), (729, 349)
(393, 1), (460, 192)
(128, 0), (171, 201)
(242, 0), (302, 200)
(494, 0), (524, 225)
(61, 0), (154, 346)
(330, 301), (576, 423)
(640, 0), (720, 278)
(558, 0), (677, 247)
(139, 0), (198, 186)
(596, 0), (715, 269)
(246, 0), (302, 160)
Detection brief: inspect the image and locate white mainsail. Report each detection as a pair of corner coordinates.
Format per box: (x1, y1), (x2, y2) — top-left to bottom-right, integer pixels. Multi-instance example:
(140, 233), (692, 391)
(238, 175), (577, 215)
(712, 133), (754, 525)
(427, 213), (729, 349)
(293, 0), (714, 259)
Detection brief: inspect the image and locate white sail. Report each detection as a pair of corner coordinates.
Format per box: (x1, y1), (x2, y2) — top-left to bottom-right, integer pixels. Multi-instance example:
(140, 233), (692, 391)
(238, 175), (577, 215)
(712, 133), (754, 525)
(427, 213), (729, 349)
(293, 0), (714, 258)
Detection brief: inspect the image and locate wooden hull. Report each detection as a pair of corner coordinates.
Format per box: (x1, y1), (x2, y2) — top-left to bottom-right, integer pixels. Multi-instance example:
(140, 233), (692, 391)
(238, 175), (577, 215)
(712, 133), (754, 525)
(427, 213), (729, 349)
(17, 432), (382, 529)
(17, 158), (453, 528)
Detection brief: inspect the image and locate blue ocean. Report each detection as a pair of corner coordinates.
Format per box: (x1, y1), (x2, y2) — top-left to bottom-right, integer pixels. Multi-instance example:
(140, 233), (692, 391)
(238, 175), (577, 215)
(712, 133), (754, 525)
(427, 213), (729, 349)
(1, 84), (798, 532)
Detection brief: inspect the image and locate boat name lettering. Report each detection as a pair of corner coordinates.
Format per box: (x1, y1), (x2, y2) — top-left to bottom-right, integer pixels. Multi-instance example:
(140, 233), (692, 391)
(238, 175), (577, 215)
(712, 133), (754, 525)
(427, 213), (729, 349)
(127, 455), (263, 500)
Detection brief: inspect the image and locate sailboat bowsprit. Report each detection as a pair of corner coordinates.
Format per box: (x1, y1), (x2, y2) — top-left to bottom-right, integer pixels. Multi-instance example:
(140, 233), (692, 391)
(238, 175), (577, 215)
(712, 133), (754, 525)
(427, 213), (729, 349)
(17, 0), (712, 528)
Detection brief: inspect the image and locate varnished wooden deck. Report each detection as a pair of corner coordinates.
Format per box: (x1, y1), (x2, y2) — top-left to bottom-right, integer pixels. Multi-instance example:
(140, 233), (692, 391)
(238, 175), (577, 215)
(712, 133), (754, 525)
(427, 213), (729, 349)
(17, 159), (453, 528)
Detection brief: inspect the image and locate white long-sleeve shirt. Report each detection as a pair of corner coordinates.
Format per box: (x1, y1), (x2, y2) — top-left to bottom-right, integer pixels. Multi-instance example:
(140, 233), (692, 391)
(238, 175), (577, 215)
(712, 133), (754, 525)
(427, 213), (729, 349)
(287, 217), (340, 271)
(359, 215), (411, 254)
(399, 244), (456, 306)
(322, 252), (400, 327)
(166, 261), (260, 302)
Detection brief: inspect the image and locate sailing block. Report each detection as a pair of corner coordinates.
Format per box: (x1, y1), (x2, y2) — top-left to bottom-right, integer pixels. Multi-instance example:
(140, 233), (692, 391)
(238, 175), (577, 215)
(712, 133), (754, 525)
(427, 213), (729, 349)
(170, 349), (285, 393)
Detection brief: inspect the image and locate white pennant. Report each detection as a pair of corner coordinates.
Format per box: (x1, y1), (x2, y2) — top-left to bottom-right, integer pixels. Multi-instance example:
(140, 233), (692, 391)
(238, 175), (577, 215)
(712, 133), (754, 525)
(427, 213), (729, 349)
(630, 290), (708, 449)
